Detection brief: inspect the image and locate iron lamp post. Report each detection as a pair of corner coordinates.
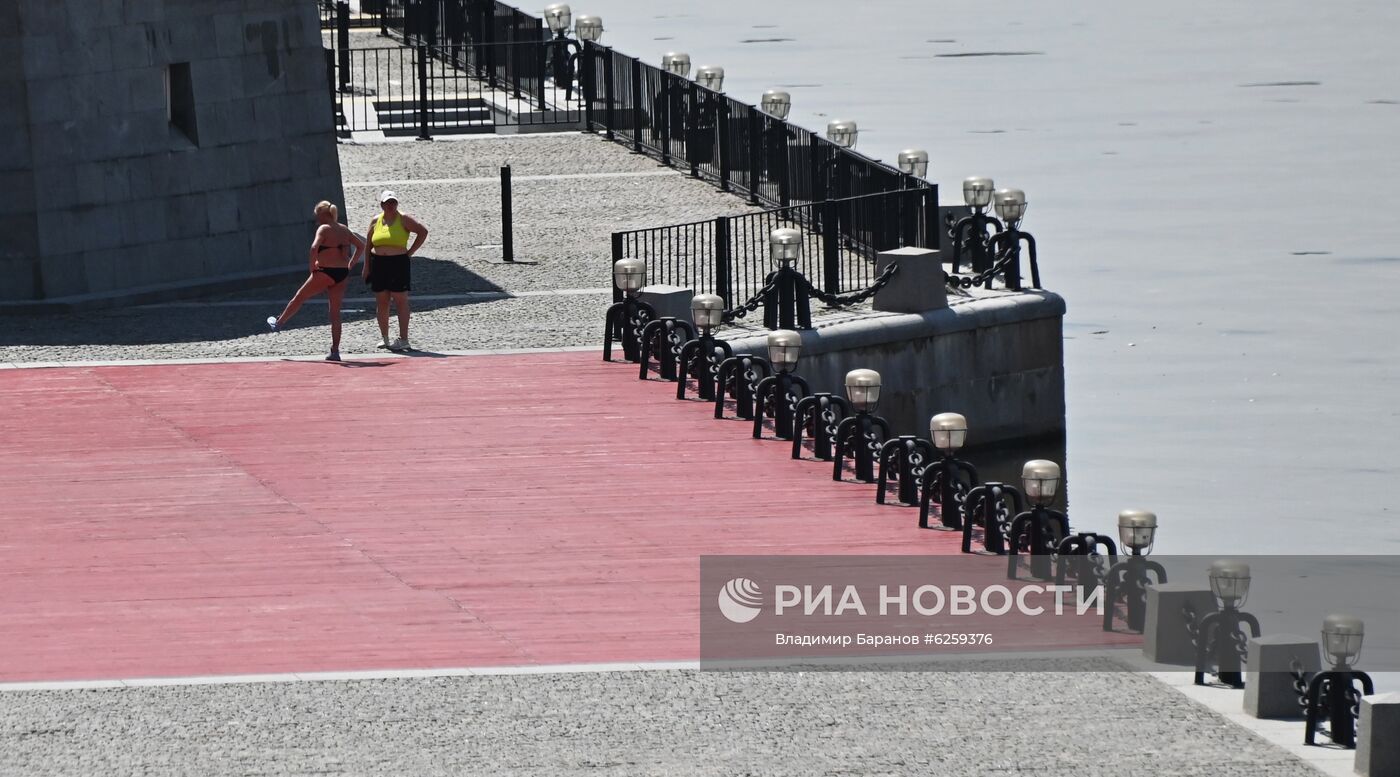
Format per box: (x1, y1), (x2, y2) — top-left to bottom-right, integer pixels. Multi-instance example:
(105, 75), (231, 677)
(832, 369), (890, 483)
(1189, 560), (1261, 688)
(603, 257), (656, 362)
(762, 227), (814, 330)
(758, 89), (795, 204)
(819, 119), (857, 200)
(543, 4), (586, 100)
(1102, 509), (1168, 632)
(676, 293), (733, 400)
(752, 329), (810, 439)
(1005, 459), (1069, 580)
(655, 52), (691, 164)
(949, 176), (1003, 276)
(1301, 614), (1375, 748)
(987, 187), (1041, 290)
(685, 66), (726, 176)
(915, 412), (980, 529)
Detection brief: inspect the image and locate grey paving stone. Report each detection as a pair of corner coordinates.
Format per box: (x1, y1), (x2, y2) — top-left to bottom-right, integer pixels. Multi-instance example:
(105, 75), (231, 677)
(0, 666), (1323, 776)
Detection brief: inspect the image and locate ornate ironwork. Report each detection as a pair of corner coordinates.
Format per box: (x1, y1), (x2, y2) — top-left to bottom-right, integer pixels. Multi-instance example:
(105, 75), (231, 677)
(832, 410), (891, 484)
(1054, 532), (1118, 594)
(1300, 665), (1374, 748)
(713, 354), (771, 420)
(637, 317), (696, 381)
(1006, 504), (1070, 581)
(676, 332), (733, 401)
(790, 393), (851, 462)
(603, 296), (657, 363)
(960, 482), (1021, 554)
(1188, 603), (1262, 689)
(1102, 554), (1168, 633)
(917, 453), (979, 530)
(947, 208), (1003, 278)
(876, 436), (935, 507)
(752, 372), (811, 441)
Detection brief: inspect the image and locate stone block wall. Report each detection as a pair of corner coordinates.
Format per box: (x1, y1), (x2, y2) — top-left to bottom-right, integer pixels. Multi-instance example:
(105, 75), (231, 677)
(0, 0), (344, 305)
(726, 292), (1067, 446)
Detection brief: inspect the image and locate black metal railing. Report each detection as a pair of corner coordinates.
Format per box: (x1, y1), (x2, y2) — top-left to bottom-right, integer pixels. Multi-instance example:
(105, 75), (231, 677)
(611, 188), (936, 307)
(330, 43), (581, 136)
(578, 42), (926, 212)
(376, 0), (546, 51)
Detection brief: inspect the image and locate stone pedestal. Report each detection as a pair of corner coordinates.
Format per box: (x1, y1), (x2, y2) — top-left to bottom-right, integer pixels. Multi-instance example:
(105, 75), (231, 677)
(638, 284), (694, 326)
(1356, 693), (1400, 777)
(1143, 584), (1217, 665)
(1244, 635), (1317, 718)
(873, 247), (947, 314)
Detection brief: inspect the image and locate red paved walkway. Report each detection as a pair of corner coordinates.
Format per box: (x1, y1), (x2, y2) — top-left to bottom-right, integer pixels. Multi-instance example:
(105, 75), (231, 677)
(0, 354), (1111, 682)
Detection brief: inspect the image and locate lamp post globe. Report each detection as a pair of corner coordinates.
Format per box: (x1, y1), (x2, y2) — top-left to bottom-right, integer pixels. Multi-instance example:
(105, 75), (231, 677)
(897, 149), (930, 178)
(929, 412), (968, 453)
(661, 51), (691, 77)
(761, 89), (791, 120)
(1208, 560), (1251, 609)
(1020, 459), (1060, 506)
(767, 329), (802, 374)
(612, 257), (646, 294)
(575, 14), (603, 42)
(826, 119), (858, 149)
(844, 369), (881, 413)
(543, 3), (572, 33)
(1321, 614), (1365, 668)
(993, 187), (1027, 224)
(1117, 509), (1158, 554)
(695, 65), (725, 92)
(690, 293), (724, 330)
(768, 227), (802, 264)
(962, 177), (995, 209)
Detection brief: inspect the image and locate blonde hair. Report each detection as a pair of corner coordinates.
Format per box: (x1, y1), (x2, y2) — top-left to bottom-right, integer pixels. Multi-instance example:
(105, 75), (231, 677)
(314, 201), (338, 220)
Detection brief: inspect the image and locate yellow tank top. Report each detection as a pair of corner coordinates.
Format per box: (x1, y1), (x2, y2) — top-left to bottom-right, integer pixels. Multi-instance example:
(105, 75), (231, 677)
(371, 214), (410, 249)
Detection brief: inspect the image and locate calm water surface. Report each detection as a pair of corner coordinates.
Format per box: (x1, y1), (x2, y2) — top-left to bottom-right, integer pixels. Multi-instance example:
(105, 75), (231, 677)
(572, 0), (1400, 555)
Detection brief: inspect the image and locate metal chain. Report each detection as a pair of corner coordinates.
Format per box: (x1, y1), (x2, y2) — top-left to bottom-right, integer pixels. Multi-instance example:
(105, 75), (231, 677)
(721, 276), (780, 322)
(1290, 656), (1312, 712)
(808, 262), (899, 307)
(945, 244), (1018, 290)
(1182, 603), (1200, 649)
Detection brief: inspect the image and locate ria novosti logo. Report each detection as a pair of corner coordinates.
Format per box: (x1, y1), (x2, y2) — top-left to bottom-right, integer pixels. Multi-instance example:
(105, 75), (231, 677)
(717, 578), (763, 623)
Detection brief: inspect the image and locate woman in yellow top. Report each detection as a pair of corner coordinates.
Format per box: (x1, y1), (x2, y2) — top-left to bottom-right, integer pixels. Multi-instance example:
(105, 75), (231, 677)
(267, 201), (366, 362)
(363, 190), (429, 351)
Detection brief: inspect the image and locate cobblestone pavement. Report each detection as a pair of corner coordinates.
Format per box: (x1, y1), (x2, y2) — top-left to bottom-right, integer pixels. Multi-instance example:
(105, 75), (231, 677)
(0, 664), (1322, 777)
(0, 133), (754, 363)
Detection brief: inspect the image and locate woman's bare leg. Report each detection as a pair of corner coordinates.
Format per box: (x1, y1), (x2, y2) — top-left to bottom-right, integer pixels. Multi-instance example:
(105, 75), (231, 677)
(375, 291), (391, 343)
(327, 279), (348, 352)
(276, 273), (334, 327)
(390, 292), (411, 340)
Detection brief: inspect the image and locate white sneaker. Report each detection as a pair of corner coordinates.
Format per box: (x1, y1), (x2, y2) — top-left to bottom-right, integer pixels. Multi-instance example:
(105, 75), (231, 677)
(378, 335), (392, 349)
(389, 337), (410, 352)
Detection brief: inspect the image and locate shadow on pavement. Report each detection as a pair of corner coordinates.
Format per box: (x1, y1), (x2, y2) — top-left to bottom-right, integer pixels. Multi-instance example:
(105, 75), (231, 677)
(0, 257), (503, 348)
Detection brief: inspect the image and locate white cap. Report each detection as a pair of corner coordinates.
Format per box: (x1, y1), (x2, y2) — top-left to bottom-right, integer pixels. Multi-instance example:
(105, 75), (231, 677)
(379, 190), (398, 204)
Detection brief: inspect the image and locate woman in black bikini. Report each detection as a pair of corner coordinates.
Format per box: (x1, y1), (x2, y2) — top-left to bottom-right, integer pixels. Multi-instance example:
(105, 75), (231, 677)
(268, 201), (367, 361)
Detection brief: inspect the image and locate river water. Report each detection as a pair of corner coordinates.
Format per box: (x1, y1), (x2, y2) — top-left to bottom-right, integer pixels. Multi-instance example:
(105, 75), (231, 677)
(560, 0), (1400, 556)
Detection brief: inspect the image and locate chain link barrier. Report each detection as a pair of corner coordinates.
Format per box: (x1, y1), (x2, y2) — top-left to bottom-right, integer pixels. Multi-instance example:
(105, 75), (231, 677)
(945, 244), (1017, 290)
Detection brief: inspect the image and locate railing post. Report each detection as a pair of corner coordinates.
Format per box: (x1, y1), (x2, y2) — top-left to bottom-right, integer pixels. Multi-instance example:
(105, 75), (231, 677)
(611, 232), (624, 303)
(810, 133), (823, 204)
(536, 30), (548, 112)
(581, 41), (595, 131)
(501, 165), (514, 262)
(325, 47), (337, 122)
(923, 184), (938, 253)
(336, 1), (351, 92)
(630, 58), (643, 154)
(718, 101), (731, 192)
(416, 44), (431, 140)
(822, 199), (840, 294)
(747, 106), (761, 205)
(714, 216), (732, 308)
(687, 80), (699, 178)
(603, 47), (616, 140)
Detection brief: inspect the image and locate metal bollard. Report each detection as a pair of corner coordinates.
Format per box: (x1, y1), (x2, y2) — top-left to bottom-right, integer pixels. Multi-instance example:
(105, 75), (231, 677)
(500, 165), (513, 262)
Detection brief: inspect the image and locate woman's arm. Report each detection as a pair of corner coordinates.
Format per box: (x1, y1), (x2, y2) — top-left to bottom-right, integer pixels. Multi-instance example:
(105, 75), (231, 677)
(310, 224), (329, 271)
(347, 226), (368, 269)
(362, 220), (377, 278)
(403, 214), (429, 256)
